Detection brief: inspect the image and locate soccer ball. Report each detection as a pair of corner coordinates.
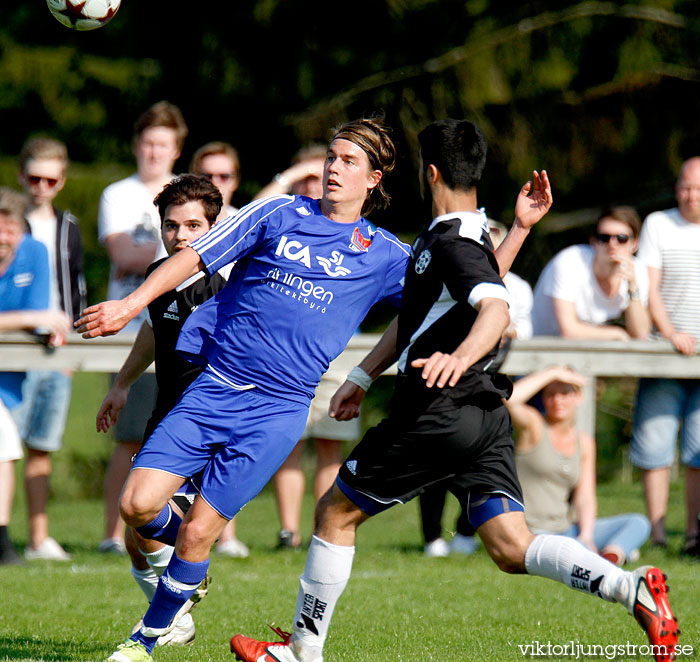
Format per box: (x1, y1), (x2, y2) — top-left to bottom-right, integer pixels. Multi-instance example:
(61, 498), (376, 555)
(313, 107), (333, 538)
(46, 0), (121, 31)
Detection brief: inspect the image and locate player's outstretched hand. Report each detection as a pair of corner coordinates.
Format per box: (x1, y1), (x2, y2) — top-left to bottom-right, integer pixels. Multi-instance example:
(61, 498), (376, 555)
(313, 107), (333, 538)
(329, 380), (365, 421)
(74, 299), (135, 338)
(514, 170), (552, 230)
(96, 386), (128, 433)
(411, 352), (469, 389)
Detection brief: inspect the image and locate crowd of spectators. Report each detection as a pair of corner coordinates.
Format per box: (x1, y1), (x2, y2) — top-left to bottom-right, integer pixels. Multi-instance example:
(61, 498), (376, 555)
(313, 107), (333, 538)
(0, 101), (697, 568)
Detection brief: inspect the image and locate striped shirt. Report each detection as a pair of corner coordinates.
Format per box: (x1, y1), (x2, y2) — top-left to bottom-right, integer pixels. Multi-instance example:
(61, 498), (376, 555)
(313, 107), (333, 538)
(637, 208), (700, 340)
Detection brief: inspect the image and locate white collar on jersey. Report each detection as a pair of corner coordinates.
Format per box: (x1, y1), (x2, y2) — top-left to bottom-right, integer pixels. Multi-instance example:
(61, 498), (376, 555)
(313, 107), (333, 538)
(429, 208), (488, 242)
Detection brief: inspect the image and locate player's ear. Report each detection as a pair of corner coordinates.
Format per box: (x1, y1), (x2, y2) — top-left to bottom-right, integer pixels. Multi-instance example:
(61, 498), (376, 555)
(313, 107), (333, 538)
(426, 164), (441, 185)
(367, 169), (382, 191)
(54, 172), (66, 194)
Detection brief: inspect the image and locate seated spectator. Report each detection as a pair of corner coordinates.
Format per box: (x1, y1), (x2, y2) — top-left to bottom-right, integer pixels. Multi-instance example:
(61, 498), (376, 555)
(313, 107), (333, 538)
(507, 365), (650, 566)
(190, 141), (241, 221)
(531, 207), (650, 340)
(0, 187), (70, 564)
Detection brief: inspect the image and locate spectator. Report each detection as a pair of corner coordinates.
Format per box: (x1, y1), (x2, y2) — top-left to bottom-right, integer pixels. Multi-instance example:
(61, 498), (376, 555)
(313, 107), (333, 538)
(256, 145), (355, 549)
(487, 219), (533, 339)
(0, 187), (70, 564)
(97, 101), (188, 554)
(14, 137), (86, 561)
(531, 206), (650, 340)
(630, 157), (700, 555)
(419, 484), (477, 557)
(189, 142), (248, 558)
(190, 141), (241, 221)
(508, 365), (650, 566)
(254, 144), (325, 201)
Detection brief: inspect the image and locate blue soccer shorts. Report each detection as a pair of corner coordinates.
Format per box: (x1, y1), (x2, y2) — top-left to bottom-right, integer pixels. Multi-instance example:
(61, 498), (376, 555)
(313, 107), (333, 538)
(133, 373), (309, 520)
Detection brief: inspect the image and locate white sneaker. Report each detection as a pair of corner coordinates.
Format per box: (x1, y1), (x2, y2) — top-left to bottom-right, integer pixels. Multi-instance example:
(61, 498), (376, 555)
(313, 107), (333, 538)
(99, 537), (127, 555)
(157, 612), (195, 646)
(217, 537), (249, 558)
(424, 538), (449, 558)
(24, 537), (71, 561)
(449, 533), (479, 556)
(131, 612), (196, 647)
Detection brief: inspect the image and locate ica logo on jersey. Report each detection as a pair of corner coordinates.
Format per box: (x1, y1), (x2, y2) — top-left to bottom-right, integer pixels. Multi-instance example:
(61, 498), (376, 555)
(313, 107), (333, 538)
(275, 236), (352, 277)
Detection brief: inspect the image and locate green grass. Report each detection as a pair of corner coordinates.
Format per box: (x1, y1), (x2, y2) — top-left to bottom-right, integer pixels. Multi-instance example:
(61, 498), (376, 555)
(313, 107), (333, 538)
(2, 485), (699, 661)
(2, 374), (699, 660)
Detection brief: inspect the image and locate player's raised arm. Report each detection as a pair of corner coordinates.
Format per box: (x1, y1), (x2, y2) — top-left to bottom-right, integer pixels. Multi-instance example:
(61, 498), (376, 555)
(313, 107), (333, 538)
(495, 170), (552, 277)
(75, 246), (204, 338)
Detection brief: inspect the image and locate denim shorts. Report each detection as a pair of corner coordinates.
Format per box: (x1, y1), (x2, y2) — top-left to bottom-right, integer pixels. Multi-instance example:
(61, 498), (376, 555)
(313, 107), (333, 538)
(531, 513), (650, 560)
(11, 371), (72, 452)
(630, 378), (700, 469)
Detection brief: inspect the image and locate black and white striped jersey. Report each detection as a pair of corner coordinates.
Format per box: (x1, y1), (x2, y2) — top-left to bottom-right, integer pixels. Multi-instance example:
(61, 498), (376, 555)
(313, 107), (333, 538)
(394, 210), (512, 411)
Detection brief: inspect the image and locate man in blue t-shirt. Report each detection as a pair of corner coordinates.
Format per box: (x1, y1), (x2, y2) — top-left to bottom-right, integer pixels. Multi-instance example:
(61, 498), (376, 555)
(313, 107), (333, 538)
(77, 119), (411, 662)
(0, 187), (70, 566)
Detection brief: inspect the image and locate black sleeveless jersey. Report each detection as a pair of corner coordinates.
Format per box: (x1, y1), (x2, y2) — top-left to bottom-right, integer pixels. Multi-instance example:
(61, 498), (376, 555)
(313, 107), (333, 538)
(146, 258), (227, 424)
(394, 213), (512, 412)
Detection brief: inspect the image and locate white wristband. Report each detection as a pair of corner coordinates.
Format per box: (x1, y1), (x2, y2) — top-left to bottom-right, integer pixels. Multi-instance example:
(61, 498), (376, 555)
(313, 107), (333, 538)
(347, 366), (373, 392)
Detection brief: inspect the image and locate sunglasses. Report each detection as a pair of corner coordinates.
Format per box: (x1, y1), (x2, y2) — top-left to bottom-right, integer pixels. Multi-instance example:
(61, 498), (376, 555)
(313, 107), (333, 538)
(199, 172), (236, 182)
(26, 174), (59, 187)
(595, 232), (631, 245)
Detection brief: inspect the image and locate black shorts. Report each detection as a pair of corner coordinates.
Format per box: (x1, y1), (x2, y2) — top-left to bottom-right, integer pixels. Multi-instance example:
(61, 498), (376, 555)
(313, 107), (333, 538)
(337, 400), (523, 517)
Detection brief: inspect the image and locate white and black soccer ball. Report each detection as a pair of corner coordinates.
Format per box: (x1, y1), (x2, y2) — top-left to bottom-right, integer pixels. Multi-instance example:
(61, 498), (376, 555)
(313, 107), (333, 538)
(46, 0), (121, 31)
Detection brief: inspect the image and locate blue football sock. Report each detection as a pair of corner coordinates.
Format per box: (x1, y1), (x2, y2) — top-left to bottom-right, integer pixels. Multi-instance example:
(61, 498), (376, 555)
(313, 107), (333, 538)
(135, 503), (182, 546)
(131, 553), (209, 654)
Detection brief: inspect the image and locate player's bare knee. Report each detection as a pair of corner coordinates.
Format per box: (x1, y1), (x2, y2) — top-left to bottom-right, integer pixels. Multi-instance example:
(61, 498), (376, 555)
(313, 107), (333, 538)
(176, 517), (215, 558)
(485, 539), (528, 574)
(119, 490), (161, 526)
(314, 485), (364, 534)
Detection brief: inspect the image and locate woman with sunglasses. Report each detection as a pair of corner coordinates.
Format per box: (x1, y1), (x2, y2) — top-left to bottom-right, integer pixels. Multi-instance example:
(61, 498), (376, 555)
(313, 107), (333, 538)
(531, 206), (651, 339)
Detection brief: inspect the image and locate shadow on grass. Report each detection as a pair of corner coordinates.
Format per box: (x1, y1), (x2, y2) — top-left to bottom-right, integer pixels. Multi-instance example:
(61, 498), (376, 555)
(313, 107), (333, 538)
(0, 636), (106, 660)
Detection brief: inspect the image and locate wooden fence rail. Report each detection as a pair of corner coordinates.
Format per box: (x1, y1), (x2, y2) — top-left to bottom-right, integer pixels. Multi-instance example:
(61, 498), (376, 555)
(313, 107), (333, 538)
(1, 333), (699, 436)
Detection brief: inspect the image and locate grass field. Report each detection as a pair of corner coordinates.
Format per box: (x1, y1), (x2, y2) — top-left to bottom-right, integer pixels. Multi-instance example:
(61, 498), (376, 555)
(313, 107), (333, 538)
(1, 374), (699, 661)
(2, 483), (699, 661)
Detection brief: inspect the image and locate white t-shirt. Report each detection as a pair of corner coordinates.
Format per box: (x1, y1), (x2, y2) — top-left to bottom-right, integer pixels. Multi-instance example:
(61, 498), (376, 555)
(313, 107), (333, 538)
(25, 213), (61, 311)
(636, 207), (700, 339)
(531, 244), (649, 336)
(98, 174), (168, 330)
(504, 271), (533, 339)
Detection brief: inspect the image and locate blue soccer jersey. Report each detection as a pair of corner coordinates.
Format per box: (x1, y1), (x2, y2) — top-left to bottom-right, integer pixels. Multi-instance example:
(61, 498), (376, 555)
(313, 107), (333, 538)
(0, 235), (50, 409)
(178, 195), (410, 404)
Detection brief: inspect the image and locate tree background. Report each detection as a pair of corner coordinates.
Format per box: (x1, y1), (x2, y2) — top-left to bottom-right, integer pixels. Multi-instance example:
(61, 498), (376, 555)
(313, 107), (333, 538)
(2, 0), (700, 303)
